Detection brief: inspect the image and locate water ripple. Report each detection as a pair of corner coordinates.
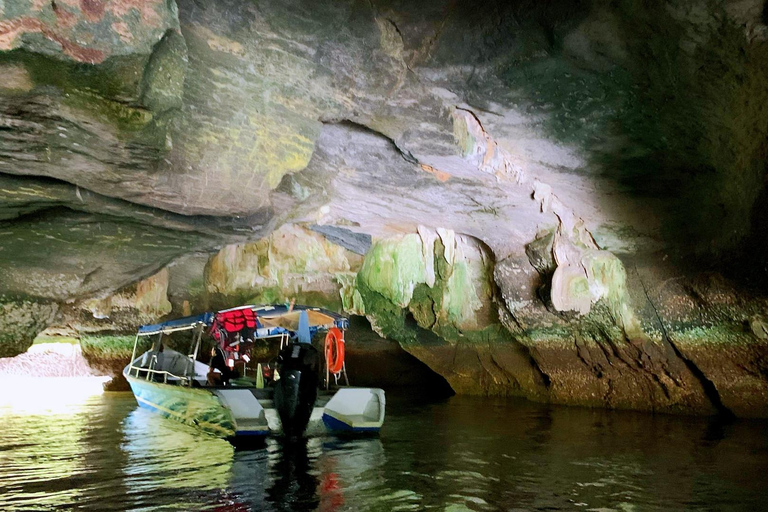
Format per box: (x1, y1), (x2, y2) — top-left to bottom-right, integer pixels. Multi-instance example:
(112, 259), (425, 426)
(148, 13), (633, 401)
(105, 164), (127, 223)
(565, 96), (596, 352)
(1, 388), (768, 511)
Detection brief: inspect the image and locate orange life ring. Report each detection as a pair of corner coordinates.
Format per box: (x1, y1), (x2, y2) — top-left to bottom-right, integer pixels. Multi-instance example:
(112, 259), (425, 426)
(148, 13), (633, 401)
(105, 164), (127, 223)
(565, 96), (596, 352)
(325, 327), (345, 374)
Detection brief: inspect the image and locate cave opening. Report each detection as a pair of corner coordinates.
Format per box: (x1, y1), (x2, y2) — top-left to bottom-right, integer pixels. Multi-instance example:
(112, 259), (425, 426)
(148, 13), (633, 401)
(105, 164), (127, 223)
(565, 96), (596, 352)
(344, 315), (455, 399)
(0, 331), (95, 378)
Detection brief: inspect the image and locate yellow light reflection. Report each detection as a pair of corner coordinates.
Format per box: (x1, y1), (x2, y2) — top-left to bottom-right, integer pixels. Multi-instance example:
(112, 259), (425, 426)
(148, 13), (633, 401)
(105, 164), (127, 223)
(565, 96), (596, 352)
(0, 376), (109, 510)
(122, 407), (235, 493)
(0, 376), (109, 414)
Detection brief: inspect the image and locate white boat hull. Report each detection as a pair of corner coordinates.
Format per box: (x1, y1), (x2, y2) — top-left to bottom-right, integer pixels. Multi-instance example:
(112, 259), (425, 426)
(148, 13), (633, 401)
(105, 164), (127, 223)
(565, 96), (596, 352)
(125, 366), (384, 439)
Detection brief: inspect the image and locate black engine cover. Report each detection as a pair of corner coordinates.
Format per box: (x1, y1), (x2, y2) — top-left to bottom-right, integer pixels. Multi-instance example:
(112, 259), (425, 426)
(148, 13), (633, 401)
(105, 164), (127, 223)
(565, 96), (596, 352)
(274, 343), (319, 436)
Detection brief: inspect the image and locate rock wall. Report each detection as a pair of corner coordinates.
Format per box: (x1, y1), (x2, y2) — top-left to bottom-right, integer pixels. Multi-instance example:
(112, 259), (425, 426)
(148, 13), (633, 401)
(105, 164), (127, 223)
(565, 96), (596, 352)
(0, 299), (57, 357)
(351, 227), (549, 398)
(0, 0), (767, 415)
(204, 224), (363, 311)
(344, 226), (768, 416)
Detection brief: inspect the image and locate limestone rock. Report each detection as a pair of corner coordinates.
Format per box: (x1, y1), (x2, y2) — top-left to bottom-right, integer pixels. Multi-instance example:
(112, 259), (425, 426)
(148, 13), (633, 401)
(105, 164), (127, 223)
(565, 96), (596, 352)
(0, 298), (57, 357)
(0, 0), (178, 64)
(352, 227), (548, 398)
(0, 0), (767, 415)
(204, 224), (364, 310)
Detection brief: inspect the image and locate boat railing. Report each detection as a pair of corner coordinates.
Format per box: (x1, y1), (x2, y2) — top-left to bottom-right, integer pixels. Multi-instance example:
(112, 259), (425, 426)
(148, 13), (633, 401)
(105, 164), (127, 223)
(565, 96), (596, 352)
(126, 322), (310, 385)
(127, 358), (192, 385)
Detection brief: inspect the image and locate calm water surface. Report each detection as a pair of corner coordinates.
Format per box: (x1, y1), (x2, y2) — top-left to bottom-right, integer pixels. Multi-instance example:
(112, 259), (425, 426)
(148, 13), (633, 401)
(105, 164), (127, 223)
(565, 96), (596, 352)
(1, 377), (767, 511)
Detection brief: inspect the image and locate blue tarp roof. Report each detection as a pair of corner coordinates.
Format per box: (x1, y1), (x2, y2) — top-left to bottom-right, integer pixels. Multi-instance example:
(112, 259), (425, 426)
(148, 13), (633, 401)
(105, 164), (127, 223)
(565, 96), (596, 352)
(136, 305), (348, 337)
(137, 312), (214, 335)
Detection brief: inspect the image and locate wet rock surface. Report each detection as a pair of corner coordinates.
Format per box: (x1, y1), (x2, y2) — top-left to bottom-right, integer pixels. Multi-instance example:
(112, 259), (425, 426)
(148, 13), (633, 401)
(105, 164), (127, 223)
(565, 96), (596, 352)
(1, 0), (767, 415)
(0, 299), (57, 357)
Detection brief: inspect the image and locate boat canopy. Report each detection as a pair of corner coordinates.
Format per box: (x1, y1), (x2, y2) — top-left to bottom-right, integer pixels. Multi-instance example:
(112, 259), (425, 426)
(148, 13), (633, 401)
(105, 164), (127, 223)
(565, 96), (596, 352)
(137, 312), (214, 336)
(136, 304), (348, 338)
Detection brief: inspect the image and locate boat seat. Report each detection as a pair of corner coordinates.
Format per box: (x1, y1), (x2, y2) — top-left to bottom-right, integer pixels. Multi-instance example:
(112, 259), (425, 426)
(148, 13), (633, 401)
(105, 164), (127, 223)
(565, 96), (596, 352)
(159, 352), (194, 376)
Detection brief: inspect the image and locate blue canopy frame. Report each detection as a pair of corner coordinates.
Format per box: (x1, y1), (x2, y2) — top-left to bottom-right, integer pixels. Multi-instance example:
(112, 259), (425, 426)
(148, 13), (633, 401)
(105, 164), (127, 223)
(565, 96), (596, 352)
(136, 304), (348, 338)
(137, 312), (214, 336)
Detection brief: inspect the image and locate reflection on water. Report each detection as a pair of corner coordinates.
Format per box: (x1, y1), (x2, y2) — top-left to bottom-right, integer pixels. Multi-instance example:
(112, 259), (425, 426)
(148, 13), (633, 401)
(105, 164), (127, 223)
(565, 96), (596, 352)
(1, 381), (768, 511)
(122, 408), (235, 505)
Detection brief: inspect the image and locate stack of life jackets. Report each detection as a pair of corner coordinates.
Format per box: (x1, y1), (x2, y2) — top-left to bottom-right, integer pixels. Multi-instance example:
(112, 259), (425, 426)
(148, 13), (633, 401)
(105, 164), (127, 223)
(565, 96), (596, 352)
(209, 307), (257, 368)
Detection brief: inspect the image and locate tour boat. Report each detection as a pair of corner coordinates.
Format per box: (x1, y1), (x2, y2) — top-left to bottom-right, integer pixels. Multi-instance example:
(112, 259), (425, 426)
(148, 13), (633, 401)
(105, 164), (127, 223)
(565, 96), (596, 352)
(123, 304), (385, 440)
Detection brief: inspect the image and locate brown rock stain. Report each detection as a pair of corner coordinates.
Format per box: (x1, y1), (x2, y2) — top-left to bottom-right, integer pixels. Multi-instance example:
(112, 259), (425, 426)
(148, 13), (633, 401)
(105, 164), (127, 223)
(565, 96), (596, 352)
(109, 0), (163, 27)
(0, 16), (105, 63)
(31, 0), (51, 11)
(54, 5), (79, 29)
(420, 164), (451, 182)
(80, 0), (106, 22)
(112, 21), (133, 43)
(43, 28), (106, 63)
(0, 18), (44, 50)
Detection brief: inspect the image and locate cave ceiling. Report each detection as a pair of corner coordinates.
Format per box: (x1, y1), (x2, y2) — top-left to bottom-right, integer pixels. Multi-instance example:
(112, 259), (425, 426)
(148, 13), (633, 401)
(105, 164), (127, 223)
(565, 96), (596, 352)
(1, 0), (767, 300)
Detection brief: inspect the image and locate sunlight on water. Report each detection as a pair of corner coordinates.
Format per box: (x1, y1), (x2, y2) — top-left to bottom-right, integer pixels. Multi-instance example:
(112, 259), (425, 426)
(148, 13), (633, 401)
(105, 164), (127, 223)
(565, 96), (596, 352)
(122, 408), (234, 494)
(0, 376), (109, 413)
(0, 377), (110, 510)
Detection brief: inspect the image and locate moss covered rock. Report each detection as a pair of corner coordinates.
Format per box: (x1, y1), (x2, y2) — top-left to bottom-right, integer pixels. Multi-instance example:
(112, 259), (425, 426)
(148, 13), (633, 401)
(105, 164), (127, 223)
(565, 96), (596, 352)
(354, 227), (548, 397)
(1, 0), (768, 417)
(204, 224), (363, 311)
(0, 298), (57, 358)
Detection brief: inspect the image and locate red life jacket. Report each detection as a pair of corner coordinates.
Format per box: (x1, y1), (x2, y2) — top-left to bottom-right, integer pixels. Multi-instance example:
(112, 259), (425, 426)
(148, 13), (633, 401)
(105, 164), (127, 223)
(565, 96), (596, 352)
(210, 307), (257, 354)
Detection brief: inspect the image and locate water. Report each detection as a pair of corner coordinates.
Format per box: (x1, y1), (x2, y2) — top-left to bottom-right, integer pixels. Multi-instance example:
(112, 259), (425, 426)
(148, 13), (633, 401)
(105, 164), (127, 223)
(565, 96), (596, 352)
(1, 378), (767, 511)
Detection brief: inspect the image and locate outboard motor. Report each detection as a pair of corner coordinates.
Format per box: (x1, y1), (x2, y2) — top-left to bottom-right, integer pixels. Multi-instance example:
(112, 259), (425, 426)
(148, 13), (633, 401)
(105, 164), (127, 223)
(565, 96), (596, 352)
(274, 310), (319, 437)
(274, 341), (319, 437)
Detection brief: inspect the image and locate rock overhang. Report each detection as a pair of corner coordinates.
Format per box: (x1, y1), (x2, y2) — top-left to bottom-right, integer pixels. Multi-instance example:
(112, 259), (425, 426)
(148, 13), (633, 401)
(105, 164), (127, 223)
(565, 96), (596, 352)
(1, 0), (767, 415)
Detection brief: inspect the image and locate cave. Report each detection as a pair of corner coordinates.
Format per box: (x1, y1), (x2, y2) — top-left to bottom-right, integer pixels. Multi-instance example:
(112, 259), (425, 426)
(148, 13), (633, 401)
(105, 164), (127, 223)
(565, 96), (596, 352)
(1, 0), (767, 419)
(4, 1), (768, 509)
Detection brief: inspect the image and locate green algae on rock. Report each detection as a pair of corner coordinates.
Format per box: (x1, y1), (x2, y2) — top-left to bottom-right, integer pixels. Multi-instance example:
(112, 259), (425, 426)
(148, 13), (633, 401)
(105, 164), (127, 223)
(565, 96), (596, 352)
(204, 224), (363, 311)
(0, 0), (767, 417)
(353, 227), (547, 397)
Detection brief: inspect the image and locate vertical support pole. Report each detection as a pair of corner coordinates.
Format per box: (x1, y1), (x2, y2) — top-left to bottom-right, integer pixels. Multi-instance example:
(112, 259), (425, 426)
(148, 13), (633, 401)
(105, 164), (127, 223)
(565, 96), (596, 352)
(341, 331), (349, 386)
(325, 335), (330, 390)
(129, 333), (140, 377)
(192, 325), (201, 360)
(189, 324), (203, 385)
